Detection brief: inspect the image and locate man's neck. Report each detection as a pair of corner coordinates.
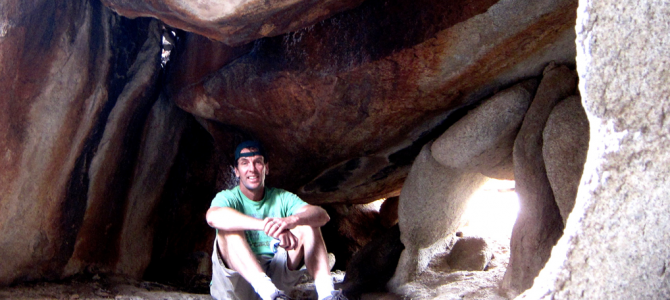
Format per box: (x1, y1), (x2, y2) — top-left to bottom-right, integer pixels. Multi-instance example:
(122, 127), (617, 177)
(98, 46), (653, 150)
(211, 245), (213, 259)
(240, 185), (265, 201)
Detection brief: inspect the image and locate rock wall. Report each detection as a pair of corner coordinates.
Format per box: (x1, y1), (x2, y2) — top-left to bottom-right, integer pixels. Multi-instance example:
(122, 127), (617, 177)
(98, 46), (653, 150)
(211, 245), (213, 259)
(0, 0), (221, 287)
(519, 0), (670, 298)
(0, 0), (163, 284)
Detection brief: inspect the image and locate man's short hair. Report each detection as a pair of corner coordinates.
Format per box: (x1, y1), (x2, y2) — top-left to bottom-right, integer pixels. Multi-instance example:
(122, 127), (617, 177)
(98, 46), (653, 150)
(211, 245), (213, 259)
(234, 140), (266, 164)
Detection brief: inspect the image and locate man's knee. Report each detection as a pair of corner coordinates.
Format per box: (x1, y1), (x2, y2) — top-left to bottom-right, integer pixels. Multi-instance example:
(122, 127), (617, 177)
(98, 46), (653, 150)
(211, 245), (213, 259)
(216, 231), (249, 266)
(291, 225), (322, 242)
(218, 230), (245, 248)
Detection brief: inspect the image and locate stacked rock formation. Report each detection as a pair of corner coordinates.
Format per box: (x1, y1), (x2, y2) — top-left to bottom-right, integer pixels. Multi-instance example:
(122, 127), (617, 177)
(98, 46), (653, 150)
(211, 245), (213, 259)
(388, 64), (589, 298)
(3, 0), (668, 299)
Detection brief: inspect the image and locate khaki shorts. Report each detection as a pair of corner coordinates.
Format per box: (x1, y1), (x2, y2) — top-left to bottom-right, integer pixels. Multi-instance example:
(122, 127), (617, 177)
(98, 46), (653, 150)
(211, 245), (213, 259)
(210, 238), (307, 300)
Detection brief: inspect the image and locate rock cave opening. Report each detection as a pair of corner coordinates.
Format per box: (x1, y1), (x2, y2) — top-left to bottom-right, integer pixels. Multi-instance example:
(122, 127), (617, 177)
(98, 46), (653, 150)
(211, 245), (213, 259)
(460, 179), (518, 244)
(2, 0), (669, 299)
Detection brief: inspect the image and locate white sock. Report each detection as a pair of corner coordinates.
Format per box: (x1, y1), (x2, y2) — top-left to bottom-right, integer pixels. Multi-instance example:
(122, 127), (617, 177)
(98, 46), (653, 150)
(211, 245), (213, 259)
(247, 273), (278, 300)
(314, 275), (335, 300)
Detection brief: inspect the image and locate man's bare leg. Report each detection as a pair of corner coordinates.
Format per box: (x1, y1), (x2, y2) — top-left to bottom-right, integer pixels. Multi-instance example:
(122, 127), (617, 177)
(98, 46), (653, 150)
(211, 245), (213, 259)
(288, 226), (334, 299)
(217, 231), (280, 300)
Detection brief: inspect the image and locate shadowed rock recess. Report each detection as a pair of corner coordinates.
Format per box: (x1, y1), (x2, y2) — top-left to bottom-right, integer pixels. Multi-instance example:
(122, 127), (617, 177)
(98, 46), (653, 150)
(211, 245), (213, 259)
(1, 0), (668, 299)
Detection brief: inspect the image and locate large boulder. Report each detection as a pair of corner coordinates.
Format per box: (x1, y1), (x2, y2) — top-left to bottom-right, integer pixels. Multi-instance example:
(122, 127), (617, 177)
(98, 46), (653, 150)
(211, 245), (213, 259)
(542, 95), (589, 224)
(390, 143), (488, 288)
(431, 79), (539, 173)
(168, 0), (579, 205)
(502, 63), (578, 296)
(519, 0), (670, 298)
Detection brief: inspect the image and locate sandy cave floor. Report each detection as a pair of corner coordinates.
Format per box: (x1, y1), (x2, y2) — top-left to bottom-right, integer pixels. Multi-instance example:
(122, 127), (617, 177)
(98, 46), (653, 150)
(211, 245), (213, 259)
(0, 240), (510, 300)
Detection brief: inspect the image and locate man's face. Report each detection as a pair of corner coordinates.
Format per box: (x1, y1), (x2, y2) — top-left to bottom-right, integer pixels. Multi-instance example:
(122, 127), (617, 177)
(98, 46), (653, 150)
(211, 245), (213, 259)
(234, 147), (268, 194)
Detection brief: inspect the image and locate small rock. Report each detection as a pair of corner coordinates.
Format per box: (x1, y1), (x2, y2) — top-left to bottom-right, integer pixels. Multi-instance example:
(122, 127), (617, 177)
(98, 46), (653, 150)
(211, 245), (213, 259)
(446, 237), (492, 271)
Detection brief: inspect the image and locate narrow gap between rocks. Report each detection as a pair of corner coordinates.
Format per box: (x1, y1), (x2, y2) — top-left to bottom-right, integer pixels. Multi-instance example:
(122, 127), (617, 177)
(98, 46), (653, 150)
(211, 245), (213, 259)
(460, 179), (518, 243)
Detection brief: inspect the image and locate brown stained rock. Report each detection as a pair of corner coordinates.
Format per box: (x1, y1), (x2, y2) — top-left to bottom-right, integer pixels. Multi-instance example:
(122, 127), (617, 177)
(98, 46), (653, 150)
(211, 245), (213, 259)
(379, 196), (399, 228)
(502, 63), (578, 296)
(0, 0), (170, 285)
(431, 79), (539, 172)
(170, 0), (578, 205)
(100, 0), (366, 46)
(63, 20), (164, 278)
(542, 95), (589, 224)
(113, 94), (191, 278)
(0, 0), (120, 284)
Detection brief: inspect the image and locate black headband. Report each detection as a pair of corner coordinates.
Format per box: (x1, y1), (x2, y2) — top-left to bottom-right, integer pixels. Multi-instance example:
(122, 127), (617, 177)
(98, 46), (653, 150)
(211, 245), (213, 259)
(234, 140), (266, 162)
(237, 151), (263, 159)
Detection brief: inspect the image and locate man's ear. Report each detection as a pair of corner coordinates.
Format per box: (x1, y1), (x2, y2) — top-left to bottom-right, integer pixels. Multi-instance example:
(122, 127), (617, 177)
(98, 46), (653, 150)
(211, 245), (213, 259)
(234, 166), (240, 178)
(265, 162), (269, 175)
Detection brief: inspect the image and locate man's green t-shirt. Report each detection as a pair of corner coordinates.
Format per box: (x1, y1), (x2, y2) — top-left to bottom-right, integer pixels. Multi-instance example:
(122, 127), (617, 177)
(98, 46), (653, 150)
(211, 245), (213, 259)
(210, 186), (308, 255)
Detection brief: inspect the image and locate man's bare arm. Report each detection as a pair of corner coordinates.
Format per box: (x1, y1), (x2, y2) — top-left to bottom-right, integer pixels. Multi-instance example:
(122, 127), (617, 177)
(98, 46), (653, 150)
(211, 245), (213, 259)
(264, 205), (330, 237)
(288, 204), (330, 227)
(206, 206), (267, 231)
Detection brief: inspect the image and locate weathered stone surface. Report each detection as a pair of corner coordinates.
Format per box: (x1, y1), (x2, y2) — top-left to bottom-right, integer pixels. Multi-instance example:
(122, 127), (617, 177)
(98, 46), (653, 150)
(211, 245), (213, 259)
(0, 0), (163, 285)
(446, 237), (492, 272)
(542, 95), (589, 224)
(431, 79), (538, 172)
(519, 0), (670, 299)
(390, 143), (488, 288)
(481, 152), (515, 180)
(341, 224), (404, 298)
(62, 20), (165, 278)
(502, 63), (578, 296)
(169, 0), (578, 205)
(100, 0), (366, 46)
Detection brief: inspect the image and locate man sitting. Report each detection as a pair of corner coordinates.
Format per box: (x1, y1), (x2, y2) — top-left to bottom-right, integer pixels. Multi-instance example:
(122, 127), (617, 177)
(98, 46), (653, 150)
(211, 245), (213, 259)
(206, 140), (347, 300)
